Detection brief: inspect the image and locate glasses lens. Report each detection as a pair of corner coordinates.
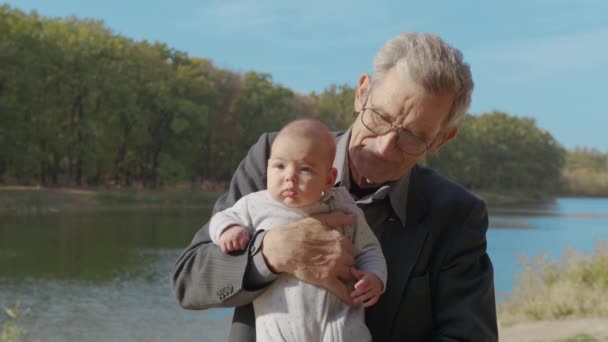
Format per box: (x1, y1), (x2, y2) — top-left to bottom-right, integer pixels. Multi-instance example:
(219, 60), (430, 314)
(397, 131), (427, 155)
(361, 107), (429, 156)
(362, 109), (390, 134)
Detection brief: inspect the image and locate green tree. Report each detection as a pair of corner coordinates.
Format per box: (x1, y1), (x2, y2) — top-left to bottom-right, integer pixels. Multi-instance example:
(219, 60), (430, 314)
(426, 111), (566, 195)
(310, 84), (356, 131)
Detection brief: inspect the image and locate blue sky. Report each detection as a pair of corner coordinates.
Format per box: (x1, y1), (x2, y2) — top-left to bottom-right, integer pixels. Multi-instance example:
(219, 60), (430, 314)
(6, 0), (608, 151)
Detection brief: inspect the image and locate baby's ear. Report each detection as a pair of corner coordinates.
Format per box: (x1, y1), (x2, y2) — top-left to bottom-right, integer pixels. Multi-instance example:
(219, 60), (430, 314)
(327, 167), (338, 188)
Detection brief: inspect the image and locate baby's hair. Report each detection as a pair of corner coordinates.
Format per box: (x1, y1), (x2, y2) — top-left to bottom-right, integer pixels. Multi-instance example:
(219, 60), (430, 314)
(274, 118), (336, 165)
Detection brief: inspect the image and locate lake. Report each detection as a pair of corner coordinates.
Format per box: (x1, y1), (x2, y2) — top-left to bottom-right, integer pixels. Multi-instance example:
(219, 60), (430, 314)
(1, 197), (607, 341)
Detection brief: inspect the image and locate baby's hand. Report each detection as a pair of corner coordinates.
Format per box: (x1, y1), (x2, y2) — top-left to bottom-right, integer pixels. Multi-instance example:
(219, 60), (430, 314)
(218, 225), (250, 253)
(350, 268), (384, 307)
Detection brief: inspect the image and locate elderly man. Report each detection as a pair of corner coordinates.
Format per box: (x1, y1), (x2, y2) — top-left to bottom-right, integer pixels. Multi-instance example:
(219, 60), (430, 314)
(172, 32), (498, 341)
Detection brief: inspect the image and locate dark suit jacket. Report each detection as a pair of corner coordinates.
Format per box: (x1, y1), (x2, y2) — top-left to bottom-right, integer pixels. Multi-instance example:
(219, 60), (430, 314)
(172, 132), (498, 341)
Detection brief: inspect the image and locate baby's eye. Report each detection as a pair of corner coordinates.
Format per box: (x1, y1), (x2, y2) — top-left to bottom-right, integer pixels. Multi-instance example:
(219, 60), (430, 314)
(300, 166), (313, 173)
(273, 163), (285, 170)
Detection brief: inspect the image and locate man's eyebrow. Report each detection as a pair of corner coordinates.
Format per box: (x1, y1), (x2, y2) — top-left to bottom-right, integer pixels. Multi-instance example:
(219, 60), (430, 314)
(369, 92), (434, 141)
(365, 91), (388, 115)
(371, 95), (393, 115)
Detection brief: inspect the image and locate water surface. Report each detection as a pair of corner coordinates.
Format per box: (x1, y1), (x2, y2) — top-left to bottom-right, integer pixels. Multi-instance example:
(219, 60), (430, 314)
(1, 198), (607, 341)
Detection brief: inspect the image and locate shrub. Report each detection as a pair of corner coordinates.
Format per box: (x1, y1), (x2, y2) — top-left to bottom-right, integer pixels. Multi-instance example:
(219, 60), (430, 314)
(499, 241), (608, 326)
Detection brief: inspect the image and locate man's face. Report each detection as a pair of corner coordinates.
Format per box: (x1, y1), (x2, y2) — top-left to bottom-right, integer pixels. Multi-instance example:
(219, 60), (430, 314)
(348, 67), (457, 187)
(267, 136), (336, 207)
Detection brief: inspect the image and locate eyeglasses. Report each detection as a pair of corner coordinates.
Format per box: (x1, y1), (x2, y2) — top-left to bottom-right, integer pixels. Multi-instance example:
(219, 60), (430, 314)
(359, 89), (435, 156)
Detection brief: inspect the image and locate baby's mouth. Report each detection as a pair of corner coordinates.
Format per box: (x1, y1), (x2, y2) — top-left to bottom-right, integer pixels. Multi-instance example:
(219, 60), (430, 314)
(281, 189), (297, 197)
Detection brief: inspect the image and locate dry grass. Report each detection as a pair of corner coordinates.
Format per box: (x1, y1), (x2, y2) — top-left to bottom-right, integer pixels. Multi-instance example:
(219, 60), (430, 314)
(0, 302), (27, 342)
(562, 169), (608, 197)
(499, 241), (608, 327)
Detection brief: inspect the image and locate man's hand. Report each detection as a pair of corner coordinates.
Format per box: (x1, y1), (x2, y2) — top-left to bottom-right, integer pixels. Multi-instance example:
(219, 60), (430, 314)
(261, 212), (357, 305)
(350, 268), (383, 307)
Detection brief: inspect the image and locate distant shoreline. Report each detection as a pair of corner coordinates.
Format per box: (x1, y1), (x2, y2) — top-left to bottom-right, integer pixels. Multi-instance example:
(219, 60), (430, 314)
(0, 186), (222, 214)
(2, 185), (605, 215)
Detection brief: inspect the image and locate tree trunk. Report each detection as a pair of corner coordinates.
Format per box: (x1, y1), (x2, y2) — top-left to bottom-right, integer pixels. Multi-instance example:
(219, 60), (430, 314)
(75, 96), (85, 186)
(67, 95), (80, 186)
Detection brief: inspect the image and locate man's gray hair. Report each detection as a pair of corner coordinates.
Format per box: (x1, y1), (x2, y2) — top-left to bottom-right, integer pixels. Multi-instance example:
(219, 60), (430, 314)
(371, 32), (474, 128)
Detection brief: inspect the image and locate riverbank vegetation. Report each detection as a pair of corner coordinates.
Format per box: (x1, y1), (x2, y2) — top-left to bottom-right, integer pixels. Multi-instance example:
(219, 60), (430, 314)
(499, 240), (608, 327)
(0, 186), (221, 214)
(0, 302), (27, 342)
(1, 5), (607, 199)
(561, 148), (608, 197)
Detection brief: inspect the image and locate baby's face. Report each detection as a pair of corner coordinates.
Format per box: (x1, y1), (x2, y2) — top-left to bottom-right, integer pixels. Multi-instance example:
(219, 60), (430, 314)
(267, 136), (336, 207)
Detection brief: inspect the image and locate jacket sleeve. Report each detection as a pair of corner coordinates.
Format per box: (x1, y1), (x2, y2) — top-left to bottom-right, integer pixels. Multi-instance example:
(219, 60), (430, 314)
(432, 200), (498, 342)
(171, 133), (272, 310)
(340, 189), (387, 291)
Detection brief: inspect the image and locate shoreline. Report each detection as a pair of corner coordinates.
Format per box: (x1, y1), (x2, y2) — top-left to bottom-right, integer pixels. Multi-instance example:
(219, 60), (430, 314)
(1, 186), (605, 214)
(0, 186), (221, 214)
(500, 317), (608, 341)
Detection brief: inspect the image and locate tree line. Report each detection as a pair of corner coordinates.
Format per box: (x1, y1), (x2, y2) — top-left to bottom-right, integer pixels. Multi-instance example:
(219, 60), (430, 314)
(1, 6), (607, 196)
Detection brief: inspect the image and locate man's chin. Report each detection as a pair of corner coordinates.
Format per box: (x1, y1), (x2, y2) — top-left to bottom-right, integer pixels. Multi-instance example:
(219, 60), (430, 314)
(358, 168), (403, 187)
(354, 172), (385, 188)
(351, 156), (404, 186)
(359, 177), (378, 187)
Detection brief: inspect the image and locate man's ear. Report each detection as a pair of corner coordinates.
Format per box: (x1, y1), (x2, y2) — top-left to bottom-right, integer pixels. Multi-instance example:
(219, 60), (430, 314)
(428, 127), (458, 154)
(354, 73), (371, 112)
(326, 167), (338, 188)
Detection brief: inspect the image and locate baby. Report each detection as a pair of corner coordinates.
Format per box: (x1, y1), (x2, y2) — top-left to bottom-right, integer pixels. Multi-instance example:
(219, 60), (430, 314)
(209, 118), (387, 342)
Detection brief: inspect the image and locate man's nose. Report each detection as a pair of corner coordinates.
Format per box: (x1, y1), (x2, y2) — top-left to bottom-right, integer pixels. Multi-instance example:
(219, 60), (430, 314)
(377, 131), (399, 156)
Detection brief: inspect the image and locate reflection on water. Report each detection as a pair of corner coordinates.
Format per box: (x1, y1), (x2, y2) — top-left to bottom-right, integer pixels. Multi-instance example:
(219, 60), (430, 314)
(0, 210), (208, 280)
(0, 254), (232, 342)
(491, 208), (608, 220)
(487, 198), (608, 301)
(487, 216), (536, 229)
(0, 198), (607, 341)
(0, 208), (233, 342)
